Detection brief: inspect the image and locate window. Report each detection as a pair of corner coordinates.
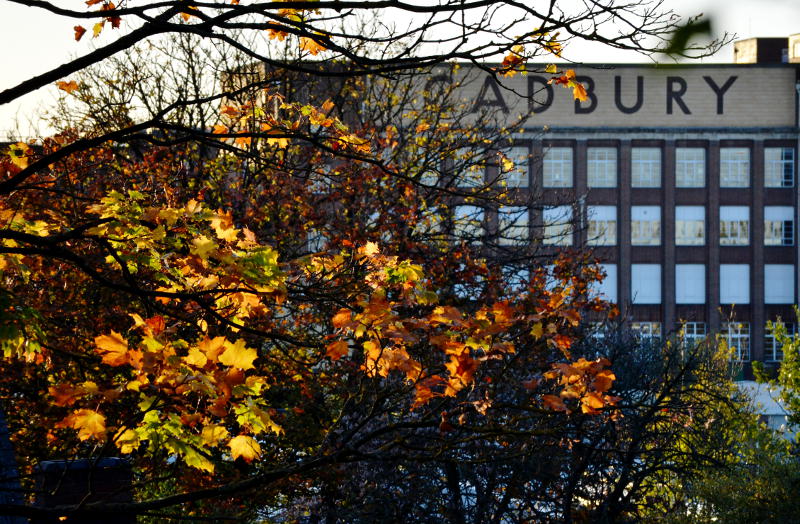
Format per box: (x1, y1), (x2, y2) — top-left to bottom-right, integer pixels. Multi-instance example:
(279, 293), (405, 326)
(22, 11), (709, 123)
(764, 264), (795, 304)
(497, 206), (529, 245)
(413, 206), (444, 239)
(675, 206), (705, 245)
(676, 264), (705, 304)
(720, 206), (749, 246)
(306, 229), (327, 253)
(720, 147), (750, 187)
(764, 147), (794, 187)
(455, 147), (485, 188)
(720, 264), (749, 304)
(587, 147), (617, 188)
(591, 264), (617, 303)
(675, 147), (706, 187)
(764, 206), (794, 246)
(721, 322), (750, 361)
(419, 170), (439, 187)
(631, 206), (660, 246)
(542, 147), (573, 187)
(765, 321), (795, 362)
(631, 147), (661, 187)
(542, 206), (572, 246)
(500, 146), (529, 188)
(587, 206), (617, 246)
(452, 205), (484, 243)
(631, 264), (661, 304)
(679, 322), (707, 347)
(631, 322), (662, 340)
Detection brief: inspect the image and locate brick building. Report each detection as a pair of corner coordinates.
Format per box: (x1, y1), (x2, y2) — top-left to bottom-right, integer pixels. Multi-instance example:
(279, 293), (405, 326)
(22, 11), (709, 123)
(442, 36), (800, 374)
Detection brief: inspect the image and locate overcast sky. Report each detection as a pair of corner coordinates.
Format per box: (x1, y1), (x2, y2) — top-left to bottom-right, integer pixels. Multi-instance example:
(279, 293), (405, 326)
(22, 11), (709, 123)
(1, 0), (799, 137)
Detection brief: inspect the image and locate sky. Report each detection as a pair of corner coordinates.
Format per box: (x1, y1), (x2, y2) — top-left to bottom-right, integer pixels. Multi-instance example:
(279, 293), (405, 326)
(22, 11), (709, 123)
(1, 0), (799, 138)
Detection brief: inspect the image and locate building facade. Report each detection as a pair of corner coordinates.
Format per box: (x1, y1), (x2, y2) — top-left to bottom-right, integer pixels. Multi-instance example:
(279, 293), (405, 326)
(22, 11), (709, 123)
(445, 37), (800, 373)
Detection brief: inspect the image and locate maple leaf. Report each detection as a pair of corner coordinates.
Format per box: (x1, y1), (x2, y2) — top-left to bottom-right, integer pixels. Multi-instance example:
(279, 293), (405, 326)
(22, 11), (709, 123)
(93, 21), (104, 38)
(190, 235), (217, 258)
(542, 394), (568, 412)
(325, 340), (349, 360)
(62, 409), (107, 441)
(95, 330), (129, 366)
(359, 241), (380, 257)
(300, 36), (327, 56)
(331, 308), (352, 329)
(7, 142), (31, 169)
(114, 428), (140, 454)
(74, 25), (87, 41)
(197, 336), (227, 362)
(210, 211), (238, 242)
(229, 435), (261, 462)
(201, 424), (229, 447)
(581, 391), (606, 414)
(219, 339), (257, 370)
(49, 383), (85, 407)
(56, 81), (79, 94)
(184, 347), (208, 368)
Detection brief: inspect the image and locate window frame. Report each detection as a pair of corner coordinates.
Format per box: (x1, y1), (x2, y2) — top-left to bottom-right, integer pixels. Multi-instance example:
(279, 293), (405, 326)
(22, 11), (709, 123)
(542, 147), (574, 188)
(631, 147), (661, 188)
(675, 147), (706, 188)
(587, 147), (617, 188)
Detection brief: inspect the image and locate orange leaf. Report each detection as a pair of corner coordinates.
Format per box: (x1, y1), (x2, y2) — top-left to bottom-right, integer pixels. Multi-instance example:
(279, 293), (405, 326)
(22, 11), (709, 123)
(542, 394), (568, 412)
(49, 383), (84, 407)
(325, 340), (349, 360)
(56, 81), (79, 94)
(145, 315), (165, 335)
(95, 331), (129, 366)
(581, 391), (606, 413)
(332, 308), (351, 329)
(61, 409), (107, 441)
(299, 36), (326, 56)
(74, 25), (87, 41)
(572, 82), (588, 102)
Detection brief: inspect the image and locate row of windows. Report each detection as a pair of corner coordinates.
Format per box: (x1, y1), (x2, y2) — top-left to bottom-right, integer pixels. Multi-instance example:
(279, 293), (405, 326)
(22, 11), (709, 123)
(587, 205), (794, 247)
(626, 321), (795, 362)
(450, 205), (796, 247)
(480, 146), (796, 189)
(593, 263), (795, 305)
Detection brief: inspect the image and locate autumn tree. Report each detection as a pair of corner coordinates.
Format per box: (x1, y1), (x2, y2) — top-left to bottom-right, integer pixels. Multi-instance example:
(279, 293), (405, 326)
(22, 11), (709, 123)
(0, 1), (727, 520)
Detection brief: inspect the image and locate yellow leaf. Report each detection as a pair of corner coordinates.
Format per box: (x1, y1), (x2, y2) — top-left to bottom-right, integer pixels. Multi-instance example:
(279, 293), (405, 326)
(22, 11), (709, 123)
(65, 409), (107, 441)
(92, 21), (104, 38)
(197, 336), (227, 362)
(218, 339), (257, 370)
(115, 428), (140, 454)
(201, 424), (229, 447)
(359, 241), (379, 257)
(190, 235), (217, 258)
(210, 212), (238, 242)
(229, 435), (261, 462)
(545, 63), (557, 74)
(95, 330), (129, 366)
(8, 142), (31, 169)
(184, 347), (208, 368)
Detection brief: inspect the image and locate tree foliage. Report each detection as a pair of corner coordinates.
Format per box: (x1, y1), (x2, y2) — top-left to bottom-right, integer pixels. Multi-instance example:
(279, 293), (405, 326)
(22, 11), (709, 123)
(0, 0), (729, 519)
